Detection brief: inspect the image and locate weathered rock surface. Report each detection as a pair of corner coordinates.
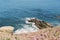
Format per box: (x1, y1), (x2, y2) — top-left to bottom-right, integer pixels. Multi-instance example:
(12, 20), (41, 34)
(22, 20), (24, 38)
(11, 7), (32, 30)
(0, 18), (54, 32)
(0, 26), (14, 34)
(15, 27), (60, 40)
(0, 26), (15, 40)
(0, 26), (60, 40)
(28, 18), (53, 29)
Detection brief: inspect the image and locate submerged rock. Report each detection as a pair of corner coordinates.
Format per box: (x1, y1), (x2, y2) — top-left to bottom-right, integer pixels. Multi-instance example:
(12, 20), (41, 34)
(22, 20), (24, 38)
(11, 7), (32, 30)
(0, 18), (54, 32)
(56, 15), (60, 19)
(28, 18), (53, 29)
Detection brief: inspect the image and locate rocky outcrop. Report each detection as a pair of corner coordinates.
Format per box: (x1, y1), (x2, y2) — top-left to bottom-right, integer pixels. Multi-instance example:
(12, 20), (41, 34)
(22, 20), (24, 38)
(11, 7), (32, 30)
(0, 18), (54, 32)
(0, 26), (14, 34)
(28, 18), (53, 29)
(15, 27), (60, 40)
(0, 26), (15, 40)
(0, 26), (60, 40)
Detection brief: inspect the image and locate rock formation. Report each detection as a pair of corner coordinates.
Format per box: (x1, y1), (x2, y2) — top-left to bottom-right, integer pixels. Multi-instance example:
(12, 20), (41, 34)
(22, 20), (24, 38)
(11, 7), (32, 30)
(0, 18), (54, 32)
(0, 26), (14, 34)
(0, 26), (60, 40)
(15, 27), (60, 40)
(0, 26), (15, 40)
(0, 19), (59, 40)
(28, 18), (53, 29)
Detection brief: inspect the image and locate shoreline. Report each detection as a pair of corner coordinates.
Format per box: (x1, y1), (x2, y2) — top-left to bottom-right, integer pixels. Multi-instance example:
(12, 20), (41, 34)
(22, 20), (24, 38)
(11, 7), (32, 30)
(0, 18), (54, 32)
(0, 18), (60, 40)
(0, 26), (60, 40)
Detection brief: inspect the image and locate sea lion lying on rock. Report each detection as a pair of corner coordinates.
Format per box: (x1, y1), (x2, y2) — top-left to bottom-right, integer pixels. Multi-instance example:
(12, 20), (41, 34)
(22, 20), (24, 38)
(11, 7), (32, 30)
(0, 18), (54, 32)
(28, 18), (53, 29)
(0, 26), (14, 34)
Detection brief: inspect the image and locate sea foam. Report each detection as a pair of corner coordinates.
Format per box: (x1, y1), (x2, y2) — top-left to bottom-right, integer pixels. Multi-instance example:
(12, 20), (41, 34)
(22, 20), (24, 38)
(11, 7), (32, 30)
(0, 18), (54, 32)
(14, 18), (39, 34)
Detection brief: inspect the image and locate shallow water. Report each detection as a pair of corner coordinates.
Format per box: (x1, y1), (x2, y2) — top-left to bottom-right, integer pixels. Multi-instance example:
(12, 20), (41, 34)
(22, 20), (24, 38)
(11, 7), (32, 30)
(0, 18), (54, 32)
(0, 0), (60, 33)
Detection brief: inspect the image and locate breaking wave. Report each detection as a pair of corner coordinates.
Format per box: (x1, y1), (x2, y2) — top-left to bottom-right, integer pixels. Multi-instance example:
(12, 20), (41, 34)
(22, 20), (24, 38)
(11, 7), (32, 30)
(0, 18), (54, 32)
(14, 18), (39, 34)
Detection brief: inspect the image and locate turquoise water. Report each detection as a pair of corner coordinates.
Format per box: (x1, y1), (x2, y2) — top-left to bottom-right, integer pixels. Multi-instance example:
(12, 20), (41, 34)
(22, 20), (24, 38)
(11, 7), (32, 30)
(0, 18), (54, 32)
(0, 0), (60, 30)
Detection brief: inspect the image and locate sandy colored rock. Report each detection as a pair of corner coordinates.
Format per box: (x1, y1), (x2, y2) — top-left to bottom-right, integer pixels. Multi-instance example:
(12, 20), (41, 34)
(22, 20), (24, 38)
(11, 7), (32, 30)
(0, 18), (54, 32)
(0, 26), (60, 40)
(0, 26), (14, 34)
(15, 27), (60, 40)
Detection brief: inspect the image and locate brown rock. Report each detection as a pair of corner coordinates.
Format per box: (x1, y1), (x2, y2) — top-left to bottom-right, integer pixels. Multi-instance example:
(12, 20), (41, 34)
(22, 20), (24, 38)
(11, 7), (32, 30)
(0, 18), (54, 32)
(28, 18), (53, 29)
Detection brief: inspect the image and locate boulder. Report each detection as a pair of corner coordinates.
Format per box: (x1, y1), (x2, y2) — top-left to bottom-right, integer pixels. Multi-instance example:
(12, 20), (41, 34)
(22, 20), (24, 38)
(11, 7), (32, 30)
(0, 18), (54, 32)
(28, 18), (53, 29)
(0, 26), (14, 34)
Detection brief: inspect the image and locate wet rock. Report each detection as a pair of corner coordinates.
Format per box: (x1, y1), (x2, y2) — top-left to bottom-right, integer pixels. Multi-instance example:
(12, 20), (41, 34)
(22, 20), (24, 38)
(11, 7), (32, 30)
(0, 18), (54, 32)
(28, 18), (53, 29)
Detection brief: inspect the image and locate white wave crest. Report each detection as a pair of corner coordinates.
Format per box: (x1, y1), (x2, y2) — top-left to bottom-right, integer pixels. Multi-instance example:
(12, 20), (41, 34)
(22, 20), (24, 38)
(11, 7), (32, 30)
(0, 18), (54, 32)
(14, 24), (39, 34)
(25, 17), (35, 24)
(14, 17), (39, 34)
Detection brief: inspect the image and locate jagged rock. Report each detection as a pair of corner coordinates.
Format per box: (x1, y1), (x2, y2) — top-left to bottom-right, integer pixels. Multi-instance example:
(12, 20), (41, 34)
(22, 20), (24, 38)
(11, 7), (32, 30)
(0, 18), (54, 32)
(28, 18), (53, 29)
(0, 26), (14, 34)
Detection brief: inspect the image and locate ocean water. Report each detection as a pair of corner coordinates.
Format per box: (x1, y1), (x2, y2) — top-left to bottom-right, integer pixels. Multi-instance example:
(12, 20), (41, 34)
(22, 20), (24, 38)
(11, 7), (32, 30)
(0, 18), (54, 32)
(0, 0), (60, 33)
